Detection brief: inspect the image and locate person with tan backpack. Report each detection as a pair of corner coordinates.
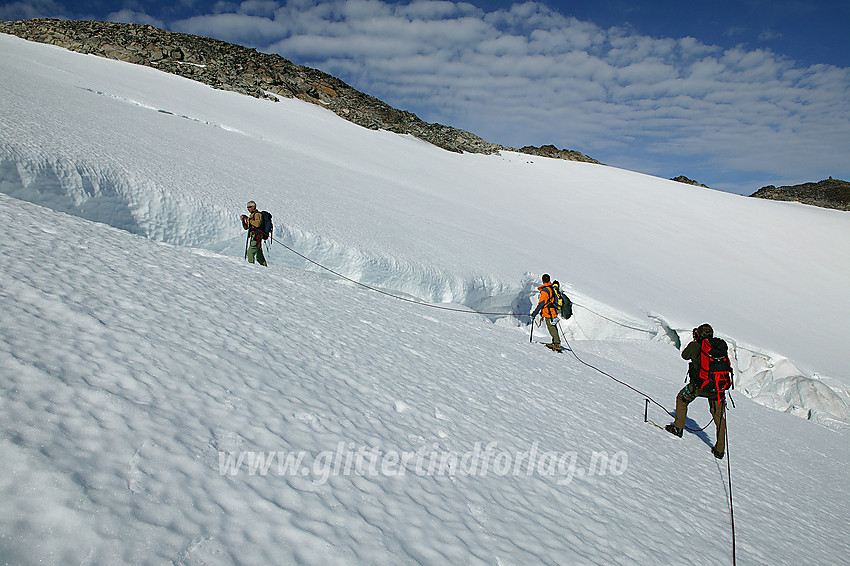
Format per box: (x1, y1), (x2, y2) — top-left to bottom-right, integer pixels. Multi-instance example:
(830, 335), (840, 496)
(240, 200), (271, 266)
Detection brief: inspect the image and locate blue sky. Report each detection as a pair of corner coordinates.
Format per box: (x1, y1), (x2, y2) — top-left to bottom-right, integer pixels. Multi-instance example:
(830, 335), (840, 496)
(2, 0), (849, 194)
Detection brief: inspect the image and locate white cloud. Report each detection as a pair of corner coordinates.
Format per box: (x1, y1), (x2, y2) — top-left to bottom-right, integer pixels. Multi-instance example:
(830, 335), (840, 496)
(402, 0), (479, 20)
(106, 10), (165, 28)
(160, 0), (850, 191)
(758, 29), (784, 41)
(174, 13), (286, 44)
(0, 0), (67, 20)
(237, 0), (279, 17)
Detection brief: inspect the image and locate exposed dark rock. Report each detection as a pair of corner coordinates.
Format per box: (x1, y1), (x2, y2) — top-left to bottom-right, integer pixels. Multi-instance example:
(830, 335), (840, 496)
(517, 144), (602, 165)
(0, 18), (599, 163)
(750, 178), (849, 211)
(670, 176), (709, 188)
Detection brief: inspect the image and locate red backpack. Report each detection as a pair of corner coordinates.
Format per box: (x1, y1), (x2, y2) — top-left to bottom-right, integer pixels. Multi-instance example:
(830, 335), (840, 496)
(698, 337), (733, 403)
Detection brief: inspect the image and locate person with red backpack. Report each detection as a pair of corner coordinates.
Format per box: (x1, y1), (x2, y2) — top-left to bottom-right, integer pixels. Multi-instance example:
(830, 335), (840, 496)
(665, 323), (733, 459)
(241, 200), (269, 266)
(530, 273), (562, 353)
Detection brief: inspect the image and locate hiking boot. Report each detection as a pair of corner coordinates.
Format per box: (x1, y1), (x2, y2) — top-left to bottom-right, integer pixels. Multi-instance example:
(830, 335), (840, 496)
(545, 343), (563, 353)
(665, 424), (683, 438)
(712, 446), (725, 460)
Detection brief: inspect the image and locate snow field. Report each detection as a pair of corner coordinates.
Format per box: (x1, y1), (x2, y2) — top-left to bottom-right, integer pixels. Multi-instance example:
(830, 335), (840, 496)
(1, 31), (850, 565)
(2, 32), (849, 427)
(1, 194), (849, 565)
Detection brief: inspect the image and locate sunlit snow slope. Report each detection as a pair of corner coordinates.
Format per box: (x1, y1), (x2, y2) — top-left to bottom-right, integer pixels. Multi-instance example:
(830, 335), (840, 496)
(1, 32), (848, 425)
(2, 32), (850, 566)
(2, 194), (849, 565)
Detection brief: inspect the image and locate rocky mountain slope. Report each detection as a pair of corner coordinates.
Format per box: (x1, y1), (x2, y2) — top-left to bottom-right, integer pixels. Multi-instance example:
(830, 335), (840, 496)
(670, 175), (709, 188)
(750, 177), (849, 211)
(0, 18), (600, 162)
(517, 144), (602, 164)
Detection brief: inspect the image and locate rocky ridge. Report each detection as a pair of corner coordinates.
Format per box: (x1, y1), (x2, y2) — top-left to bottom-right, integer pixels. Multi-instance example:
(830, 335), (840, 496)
(0, 18), (599, 162)
(670, 175), (709, 188)
(518, 144), (601, 164)
(750, 178), (849, 211)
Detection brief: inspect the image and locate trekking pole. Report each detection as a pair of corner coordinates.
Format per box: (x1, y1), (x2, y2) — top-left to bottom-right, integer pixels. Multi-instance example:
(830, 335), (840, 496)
(529, 316), (535, 343)
(644, 399), (649, 422)
(244, 231), (250, 260)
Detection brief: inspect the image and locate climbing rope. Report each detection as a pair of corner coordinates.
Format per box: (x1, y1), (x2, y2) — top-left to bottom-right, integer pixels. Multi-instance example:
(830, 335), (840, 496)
(269, 235), (531, 316)
(556, 320), (716, 432)
(271, 233), (716, 432)
(558, 322), (736, 564)
(726, 425), (737, 566)
(571, 303), (655, 333)
(270, 234), (737, 564)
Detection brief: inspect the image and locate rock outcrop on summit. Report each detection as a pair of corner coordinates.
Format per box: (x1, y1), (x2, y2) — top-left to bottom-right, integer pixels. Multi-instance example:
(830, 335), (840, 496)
(518, 145), (601, 164)
(670, 176), (709, 188)
(0, 18), (597, 163)
(750, 178), (849, 211)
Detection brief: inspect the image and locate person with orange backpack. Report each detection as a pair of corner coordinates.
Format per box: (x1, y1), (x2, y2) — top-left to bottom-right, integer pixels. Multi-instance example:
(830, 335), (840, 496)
(665, 323), (733, 459)
(530, 273), (562, 353)
(241, 200), (271, 266)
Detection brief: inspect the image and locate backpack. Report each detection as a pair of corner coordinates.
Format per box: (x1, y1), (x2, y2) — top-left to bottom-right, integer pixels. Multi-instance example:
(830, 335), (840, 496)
(560, 292), (572, 319)
(697, 337), (733, 403)
(551, 283), (573, 319)
(258, 210), (273, 240)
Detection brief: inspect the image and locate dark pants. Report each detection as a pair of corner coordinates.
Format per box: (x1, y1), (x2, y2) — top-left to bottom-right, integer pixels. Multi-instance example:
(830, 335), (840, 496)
(674, 383), (726, 453)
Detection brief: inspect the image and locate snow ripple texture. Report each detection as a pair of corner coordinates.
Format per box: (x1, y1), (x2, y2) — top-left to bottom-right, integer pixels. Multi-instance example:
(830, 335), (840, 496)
(1, 194), (848, 565)
(1, 33), (849, 566)
(1, 33), (848, 425)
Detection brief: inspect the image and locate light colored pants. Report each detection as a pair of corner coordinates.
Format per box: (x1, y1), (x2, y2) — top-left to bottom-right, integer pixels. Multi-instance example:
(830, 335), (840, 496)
(247, 236), (267, 266)
(545, 317), (560, 345)
(674, 384), (726, 453)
